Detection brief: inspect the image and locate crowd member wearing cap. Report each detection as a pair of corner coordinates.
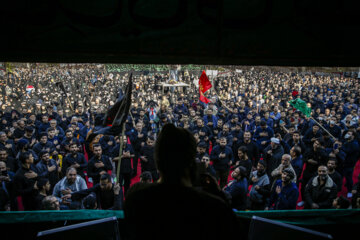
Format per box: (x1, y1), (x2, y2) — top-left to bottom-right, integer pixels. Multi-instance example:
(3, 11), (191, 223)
(249, 160), (270, 210)
(267, 168), (299, 210)
(263, 137), (284, 179)
(223, 166), (248, 210)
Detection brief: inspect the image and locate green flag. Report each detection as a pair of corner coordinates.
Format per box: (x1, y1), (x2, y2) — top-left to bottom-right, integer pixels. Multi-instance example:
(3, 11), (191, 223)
(288, 98), (311, 117)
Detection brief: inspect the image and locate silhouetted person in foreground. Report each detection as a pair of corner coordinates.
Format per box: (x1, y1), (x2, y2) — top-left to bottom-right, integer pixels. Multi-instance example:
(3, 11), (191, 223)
(124, 123), (239, 240)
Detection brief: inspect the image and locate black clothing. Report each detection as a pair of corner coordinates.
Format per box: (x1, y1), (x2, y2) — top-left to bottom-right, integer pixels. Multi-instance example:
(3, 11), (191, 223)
(124, 183), (238, 240)
(71, 183), (122, 210)
(13, 166), (39, 210)
(87, 155), (113, 185)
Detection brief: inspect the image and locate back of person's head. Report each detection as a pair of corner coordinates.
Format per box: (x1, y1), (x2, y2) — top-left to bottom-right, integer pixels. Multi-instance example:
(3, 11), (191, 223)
(37, 177), (49, 190)
(100, 173), (112, 182)
(139, 171), (153, 183)
(82, 192), (97, 209)
(42, 196), (60, 210)
(335, 196), (351, 209)
(19, 151), (31, 165)
(155, 123), (197, 184)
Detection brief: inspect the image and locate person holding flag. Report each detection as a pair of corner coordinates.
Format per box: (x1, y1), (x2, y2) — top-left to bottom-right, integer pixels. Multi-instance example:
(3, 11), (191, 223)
(198, 71), (212, 104)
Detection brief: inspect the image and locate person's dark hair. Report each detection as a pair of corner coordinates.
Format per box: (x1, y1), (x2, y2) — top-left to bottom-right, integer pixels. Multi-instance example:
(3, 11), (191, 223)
(69, 142), (77, 148)
(292, 146), (301, 157)
(258, 160), (267, 168)
(238, 146), (248, 155)
(100, 173), (112, 182)
(155, 123), (197, 184)
(39, 150), (49, 158)
(336, 196), (350, 209)
(65, 129), (72, 134)
(236, 166), (247, 179)
(37, 177), (49, 190)
(83, 192), (97, 209)
(19, 151), (32, 165)
(282, 168), (295, 180)
(139, 171), (153, 182)
(47, 127), (56, 132)
(92, 144), (101, 149)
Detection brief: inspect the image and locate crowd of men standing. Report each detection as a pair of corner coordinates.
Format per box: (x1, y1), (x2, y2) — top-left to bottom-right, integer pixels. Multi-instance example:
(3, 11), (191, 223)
(0, 64), (360, 211)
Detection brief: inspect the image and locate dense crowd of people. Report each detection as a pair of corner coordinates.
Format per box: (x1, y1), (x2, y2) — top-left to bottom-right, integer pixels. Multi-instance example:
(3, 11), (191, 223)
(0, 64), (360, 211)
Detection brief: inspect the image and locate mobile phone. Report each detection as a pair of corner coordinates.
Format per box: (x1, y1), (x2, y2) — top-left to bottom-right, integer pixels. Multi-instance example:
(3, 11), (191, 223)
(334, 144), (338, 149)
(1, 170), (8, 176)
(279, 120), (284, 125)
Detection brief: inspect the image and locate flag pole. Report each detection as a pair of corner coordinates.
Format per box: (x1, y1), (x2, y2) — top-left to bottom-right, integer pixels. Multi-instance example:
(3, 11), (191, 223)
(310, 117), (337, 140)
(116, 125), (126, 184)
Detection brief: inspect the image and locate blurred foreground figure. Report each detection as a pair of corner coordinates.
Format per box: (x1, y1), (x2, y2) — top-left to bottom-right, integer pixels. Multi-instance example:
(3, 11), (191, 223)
(124, 123), (238, 240)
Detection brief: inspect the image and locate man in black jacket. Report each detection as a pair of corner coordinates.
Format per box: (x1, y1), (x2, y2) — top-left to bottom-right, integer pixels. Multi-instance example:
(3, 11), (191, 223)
(129, 122), (147, 177)
(304, 165), (337, 209)
(299, 139), (328, 207)
(124, 123), (238, 240)
(111, 137), (135, 195)
(87, 144), (112, 185)
(140, 136), (158, 181)
(62, 143), (87, 178)
(69, 173), (122, 210)
(13, 151), (39, 210)
(210, 137), (234, 188)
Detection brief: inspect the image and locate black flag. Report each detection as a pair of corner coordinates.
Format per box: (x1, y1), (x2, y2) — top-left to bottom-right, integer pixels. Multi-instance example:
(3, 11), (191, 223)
(87, 74), (133, 142)
(55, 82), (67, 95)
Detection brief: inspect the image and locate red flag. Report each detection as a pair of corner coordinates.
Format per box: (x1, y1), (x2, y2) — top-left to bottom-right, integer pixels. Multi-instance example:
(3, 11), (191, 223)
(199, 71), (212, 103)
(199, 71), (212, 93)
(199, 90), (210, 104)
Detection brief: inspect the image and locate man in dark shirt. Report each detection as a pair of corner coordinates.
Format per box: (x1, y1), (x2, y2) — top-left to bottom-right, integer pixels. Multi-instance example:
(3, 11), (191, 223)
(327, 158), (343, 193)
(13, 120), (26, 142)
(129, 122), (147, 177)
(70, 173), (122, 210)
(62, 143), (87, 178)
(13, 151), (39, 210)
(140, 136), (158, 181)
(32, 132), (55, 156)
(111, 137), (135, 195)
(87, 144), (113, 185)
(0, 148), (17, 172)
(124, 123), (238, 240)
(35, 150), (59, 191)
(210, 137), (234, 188)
